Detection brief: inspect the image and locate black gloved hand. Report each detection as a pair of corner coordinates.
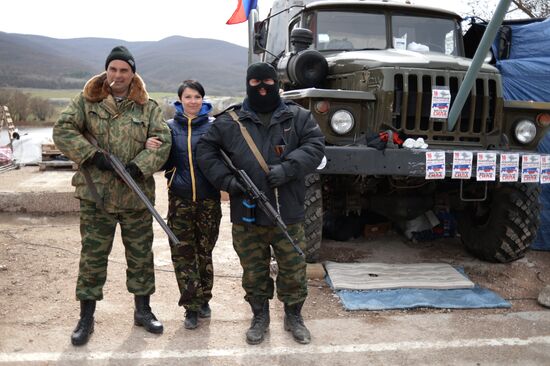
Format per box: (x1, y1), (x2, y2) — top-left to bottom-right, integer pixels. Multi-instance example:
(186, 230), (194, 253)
(226, 177), (245, 195)
(266, 164), (287, 188)
(90, 152), (113, 171)
(125, 162), (143, 180)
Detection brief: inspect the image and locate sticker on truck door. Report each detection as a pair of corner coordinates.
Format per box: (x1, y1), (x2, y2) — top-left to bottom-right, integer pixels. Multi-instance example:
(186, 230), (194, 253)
(430, 86), (451, 119)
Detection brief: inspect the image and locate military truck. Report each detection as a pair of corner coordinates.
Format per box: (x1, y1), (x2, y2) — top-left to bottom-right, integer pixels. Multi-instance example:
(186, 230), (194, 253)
(249, 0), (550, 263)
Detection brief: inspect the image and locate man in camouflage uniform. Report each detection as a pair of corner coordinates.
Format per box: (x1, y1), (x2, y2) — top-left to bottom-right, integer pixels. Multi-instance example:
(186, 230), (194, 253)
(197, 62), (325, 345)
(53, 46), (171, 346)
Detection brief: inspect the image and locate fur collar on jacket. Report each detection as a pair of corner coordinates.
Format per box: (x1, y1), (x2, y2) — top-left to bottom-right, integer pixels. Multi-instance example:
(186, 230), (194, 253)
(83, 72), (149, 105)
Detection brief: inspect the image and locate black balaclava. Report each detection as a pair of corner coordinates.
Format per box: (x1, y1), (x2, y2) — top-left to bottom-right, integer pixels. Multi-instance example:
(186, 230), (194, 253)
(246, 62), (281, 113)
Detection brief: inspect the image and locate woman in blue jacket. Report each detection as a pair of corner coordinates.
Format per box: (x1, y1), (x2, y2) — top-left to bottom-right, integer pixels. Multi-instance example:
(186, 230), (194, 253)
(147, 80), (221, 329)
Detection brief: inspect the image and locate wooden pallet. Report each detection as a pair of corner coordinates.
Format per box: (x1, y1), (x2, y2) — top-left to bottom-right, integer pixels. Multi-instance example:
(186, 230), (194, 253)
(41, 143), (63, 161)
(38, 160), (78, 171)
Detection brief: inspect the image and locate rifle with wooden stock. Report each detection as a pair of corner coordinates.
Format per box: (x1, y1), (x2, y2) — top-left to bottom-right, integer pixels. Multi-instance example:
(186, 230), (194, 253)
(82, 131), (180, 247)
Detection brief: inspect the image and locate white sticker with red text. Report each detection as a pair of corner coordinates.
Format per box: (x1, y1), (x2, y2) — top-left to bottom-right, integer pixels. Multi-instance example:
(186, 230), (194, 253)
(521, 154), (541, 183)
(476, 152), (497, 181)
(540, 155), (550, 184)
(451, 151), (473, 179)
(425, 151), (446, 179)
(499, 153), (519, 182)
(430, 87), (451, 119)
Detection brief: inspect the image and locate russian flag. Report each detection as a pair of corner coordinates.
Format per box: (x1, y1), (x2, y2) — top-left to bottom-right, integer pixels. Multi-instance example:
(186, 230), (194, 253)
(227, 0), (258, 25)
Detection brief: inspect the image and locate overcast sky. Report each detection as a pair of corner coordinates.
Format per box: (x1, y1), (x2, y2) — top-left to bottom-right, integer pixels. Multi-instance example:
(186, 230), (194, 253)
(1, 0), (473, 47)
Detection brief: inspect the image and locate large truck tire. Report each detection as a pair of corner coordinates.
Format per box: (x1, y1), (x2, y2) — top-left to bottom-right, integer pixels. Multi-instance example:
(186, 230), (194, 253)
(304, 173), (323, 263)
(457, 183), (540, 262)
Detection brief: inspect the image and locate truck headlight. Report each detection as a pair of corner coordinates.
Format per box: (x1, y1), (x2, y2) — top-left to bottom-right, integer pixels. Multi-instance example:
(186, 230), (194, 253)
(514, 120), (537, 144)
(330, 110), (354, 135)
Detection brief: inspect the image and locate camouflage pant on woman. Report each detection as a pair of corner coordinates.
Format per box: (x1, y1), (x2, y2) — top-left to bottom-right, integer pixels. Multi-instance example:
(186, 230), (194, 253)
(167, 194), (222, 311)
(76, 200), (155, 300)
(232, 223), (307, 305)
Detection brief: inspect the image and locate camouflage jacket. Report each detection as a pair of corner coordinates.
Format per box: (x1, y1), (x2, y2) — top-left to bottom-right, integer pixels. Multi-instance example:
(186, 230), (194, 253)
(53, 72), (171, 212)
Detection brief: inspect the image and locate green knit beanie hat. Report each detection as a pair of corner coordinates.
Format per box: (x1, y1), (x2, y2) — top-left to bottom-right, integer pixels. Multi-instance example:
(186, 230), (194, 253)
(105, 46), (136, 73)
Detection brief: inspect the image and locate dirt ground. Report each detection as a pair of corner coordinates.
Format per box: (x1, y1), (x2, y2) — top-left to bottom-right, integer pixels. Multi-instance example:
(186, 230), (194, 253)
(1, 184), (549, 324)
(0, 170), (549, 364)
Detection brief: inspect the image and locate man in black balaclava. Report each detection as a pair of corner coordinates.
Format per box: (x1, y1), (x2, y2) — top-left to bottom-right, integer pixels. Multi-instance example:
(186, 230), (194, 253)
(197, 62), (325, 346)
(246, 62), (281, 113)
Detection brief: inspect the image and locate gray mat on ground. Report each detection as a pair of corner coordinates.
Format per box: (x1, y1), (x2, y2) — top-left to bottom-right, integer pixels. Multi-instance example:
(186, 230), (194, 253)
(324, 262), (475, 290)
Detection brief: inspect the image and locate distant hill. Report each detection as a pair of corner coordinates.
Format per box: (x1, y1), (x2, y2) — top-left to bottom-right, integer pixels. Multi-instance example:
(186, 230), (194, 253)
(0, 32), (248, 96)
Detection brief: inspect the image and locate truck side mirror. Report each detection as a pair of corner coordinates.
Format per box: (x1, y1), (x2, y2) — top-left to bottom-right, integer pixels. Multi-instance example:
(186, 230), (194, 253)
(253, 21), (268, 54)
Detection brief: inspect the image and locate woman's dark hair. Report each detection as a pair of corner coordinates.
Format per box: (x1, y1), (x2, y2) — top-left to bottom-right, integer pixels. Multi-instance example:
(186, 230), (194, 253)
(177, 79), (205, 98)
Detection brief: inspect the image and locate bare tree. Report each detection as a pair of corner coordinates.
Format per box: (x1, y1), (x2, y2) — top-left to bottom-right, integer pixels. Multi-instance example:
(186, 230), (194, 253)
(29, 97), (55, 121)
(0, 89), (56, 123)
(512, 0), (550, 18)
(7, 91), (29, 122)
(467, 0), (550, 21)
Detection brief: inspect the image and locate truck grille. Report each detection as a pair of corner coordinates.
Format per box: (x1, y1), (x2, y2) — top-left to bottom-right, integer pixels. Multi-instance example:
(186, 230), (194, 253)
(392, 71), (500, 145)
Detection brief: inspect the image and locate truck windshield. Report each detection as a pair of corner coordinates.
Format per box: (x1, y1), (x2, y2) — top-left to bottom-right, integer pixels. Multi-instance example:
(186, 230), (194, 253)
(392, 15), (459, 55)
(311, 11), (387, 51)
(306, 10), (459, 55)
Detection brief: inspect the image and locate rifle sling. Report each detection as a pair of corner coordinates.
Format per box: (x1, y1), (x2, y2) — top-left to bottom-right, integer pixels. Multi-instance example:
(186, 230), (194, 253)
(228, 110), (270, 174)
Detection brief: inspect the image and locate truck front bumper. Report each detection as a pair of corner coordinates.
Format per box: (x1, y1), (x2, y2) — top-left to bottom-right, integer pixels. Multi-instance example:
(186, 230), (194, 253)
(319, 145), (542, 178)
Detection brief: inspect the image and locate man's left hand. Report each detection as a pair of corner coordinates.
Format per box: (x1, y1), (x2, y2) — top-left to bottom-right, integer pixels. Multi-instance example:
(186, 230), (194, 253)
(267, 164), (287, 188)
(126, 162), (143, 180)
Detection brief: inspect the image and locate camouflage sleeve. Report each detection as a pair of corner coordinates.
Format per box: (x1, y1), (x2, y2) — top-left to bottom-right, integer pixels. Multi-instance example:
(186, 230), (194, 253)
(52, 93), (96, 166)
(132, 101), (172, 177)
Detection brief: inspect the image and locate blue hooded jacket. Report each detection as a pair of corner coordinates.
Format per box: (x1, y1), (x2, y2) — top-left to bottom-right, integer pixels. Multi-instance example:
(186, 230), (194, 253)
(164, 101), (220, 201)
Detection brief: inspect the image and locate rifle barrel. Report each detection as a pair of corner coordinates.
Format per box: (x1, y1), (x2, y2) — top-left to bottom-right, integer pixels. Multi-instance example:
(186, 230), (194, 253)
(107, 154), (180, 247)
(83, 131), (179, 247)
(221, 150), (304, 256)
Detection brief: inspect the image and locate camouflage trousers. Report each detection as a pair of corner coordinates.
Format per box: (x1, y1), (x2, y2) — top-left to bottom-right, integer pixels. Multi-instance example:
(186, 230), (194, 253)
(168, 194), (222, 311)
(232, 223), (307, 305)
(76, 200), (155, 300)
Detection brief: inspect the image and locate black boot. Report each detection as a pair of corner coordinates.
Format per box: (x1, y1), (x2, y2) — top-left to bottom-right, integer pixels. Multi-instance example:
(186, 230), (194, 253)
(198, 302), (211, 318)
(71, 300), (96, 346)
(284, 301), (311, 344)
(134, 295), (164, 334)
(184, 310), (199, 329)
(246, 298), (270, 345)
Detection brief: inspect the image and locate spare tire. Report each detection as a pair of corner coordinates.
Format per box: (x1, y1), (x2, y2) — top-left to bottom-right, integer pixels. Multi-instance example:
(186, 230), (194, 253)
(287, 50), (328, 88)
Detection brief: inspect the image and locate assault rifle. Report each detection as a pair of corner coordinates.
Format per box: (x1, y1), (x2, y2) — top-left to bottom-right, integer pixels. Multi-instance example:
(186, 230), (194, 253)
(220, 150), (304, 256)
(83, 131), (180, 247)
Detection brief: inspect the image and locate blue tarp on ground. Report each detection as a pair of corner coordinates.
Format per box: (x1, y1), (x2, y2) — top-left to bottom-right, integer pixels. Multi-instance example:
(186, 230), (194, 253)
(493, 18), (550, 102)
(326, 268), (511, 311)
